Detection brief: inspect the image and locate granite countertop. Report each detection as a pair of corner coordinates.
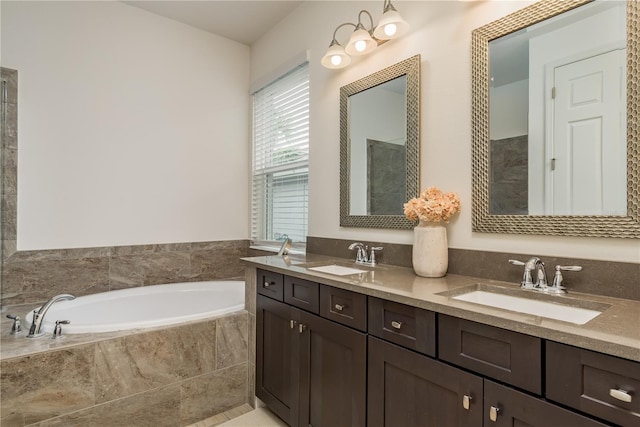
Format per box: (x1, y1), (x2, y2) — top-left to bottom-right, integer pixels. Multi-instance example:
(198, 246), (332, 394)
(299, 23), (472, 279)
(242, 253), (640, 362)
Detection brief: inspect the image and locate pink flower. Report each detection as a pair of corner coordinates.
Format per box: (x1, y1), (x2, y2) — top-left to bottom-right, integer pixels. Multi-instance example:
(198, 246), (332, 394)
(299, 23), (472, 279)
(404, 186), (461, 223)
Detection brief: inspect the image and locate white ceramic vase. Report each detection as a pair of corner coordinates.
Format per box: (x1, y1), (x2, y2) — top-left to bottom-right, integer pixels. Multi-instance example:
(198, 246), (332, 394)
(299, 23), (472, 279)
(412, 221), (448, 278)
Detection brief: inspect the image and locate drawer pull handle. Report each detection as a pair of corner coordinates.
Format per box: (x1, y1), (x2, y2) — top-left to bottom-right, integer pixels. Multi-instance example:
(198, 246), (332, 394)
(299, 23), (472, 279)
(391, 321), (402, 330)
(263, 281), (271, 288)
(462, 395), (472, 410)
(334, 303), (345, 311)
(489, 405), (500, 422)
(610, 388), (632, 403)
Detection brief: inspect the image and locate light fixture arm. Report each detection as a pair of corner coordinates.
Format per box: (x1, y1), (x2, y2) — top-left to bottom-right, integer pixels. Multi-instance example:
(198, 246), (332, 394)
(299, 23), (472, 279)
(357, 10), (375, 33)
(330, 22), (357, 45)
(383, 0), (397, 13)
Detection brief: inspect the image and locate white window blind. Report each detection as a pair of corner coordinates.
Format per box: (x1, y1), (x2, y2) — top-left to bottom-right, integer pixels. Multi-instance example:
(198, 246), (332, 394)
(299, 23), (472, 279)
(252, 63), (309, 248)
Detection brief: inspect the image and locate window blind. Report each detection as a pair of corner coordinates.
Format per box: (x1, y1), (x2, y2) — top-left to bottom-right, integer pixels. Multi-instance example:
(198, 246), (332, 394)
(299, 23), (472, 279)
(251, 63), (309, 247)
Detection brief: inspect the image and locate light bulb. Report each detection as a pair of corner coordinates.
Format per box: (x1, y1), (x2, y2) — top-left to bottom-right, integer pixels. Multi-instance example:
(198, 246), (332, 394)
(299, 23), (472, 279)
(331, 55), (342, 66)
(355, 40), (367, 52)
(384, 23), (397, 37)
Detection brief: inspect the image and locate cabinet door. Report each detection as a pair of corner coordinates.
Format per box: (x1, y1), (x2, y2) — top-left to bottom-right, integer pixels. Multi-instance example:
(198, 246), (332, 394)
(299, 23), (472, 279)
(256, 294), (299, 426)
(298, 310), (367, 427)
(368, 336), (483, 427)
(484, 380), (608, 427)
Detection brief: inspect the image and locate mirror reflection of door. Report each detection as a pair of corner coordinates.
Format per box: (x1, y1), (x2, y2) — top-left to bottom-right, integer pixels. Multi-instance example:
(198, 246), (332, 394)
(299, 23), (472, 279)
(488, 0), (627, 216)
(550, 49), (626, 215)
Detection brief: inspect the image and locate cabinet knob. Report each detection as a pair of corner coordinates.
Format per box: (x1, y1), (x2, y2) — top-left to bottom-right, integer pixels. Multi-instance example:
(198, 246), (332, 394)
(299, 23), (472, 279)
(391, 321), (403, 330)
(462, 395), (472, 410)
(334, 303), (345, 311)
(298, 323), (306, 334)
(489, 405), (500, 422)
(290, 320), (297, 329)
(263, 281), (271, 288)
(610, 388), (632, 403)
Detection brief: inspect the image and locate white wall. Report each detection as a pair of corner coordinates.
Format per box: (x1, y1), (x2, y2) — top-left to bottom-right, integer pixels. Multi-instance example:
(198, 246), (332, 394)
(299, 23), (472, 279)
(1, 1), (250, 250)
(251, 0), (640, 263)
(489, 79), (528, 140)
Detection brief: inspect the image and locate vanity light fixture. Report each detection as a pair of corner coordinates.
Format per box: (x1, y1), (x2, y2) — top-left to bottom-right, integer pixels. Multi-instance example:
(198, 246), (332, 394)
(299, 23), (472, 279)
(321, 0), (410, 69)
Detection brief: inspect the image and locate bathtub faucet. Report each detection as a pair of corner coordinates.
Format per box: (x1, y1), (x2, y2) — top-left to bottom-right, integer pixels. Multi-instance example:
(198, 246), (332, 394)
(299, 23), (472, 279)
(27, 294), (75, 338)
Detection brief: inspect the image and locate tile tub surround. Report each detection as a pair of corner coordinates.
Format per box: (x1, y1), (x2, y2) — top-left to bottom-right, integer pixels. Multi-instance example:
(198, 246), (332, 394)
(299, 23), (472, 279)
(306, 236), (640, 301)
(0, 240), (270, 306)
(0, 311), (250, 427)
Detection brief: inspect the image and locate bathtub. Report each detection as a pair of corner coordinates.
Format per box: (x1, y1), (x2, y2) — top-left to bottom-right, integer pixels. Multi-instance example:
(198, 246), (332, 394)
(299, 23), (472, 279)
(24, 280), (245, 334)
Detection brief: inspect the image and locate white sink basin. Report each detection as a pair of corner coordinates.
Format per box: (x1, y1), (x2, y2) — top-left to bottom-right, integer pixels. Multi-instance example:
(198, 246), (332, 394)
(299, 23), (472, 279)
(307, 264), (367, 276)
(452, 290), (603, 325)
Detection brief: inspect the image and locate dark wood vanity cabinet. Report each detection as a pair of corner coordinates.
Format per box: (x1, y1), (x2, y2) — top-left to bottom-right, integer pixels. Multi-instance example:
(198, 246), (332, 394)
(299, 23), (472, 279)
(368, 336), (483, 427)
(546, 341), (640, 426)
(484, 380), (608, 427)
(256, 291), (366, 427)
(255, 268), (636, 427)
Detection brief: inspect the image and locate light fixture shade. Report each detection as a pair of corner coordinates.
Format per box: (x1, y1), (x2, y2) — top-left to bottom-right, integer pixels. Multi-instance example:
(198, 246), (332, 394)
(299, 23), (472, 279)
(321, 42), (351, 69)
(373, 9), (410, 40)
(345, 28), (377, 56)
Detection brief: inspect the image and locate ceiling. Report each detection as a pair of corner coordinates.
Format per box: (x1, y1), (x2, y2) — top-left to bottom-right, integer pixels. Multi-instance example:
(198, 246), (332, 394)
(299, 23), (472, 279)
(122, 1), (303, 45)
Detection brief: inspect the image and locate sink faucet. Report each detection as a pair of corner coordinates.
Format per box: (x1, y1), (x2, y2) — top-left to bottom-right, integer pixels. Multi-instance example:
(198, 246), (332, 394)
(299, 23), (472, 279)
(509, 258), (582, 294)
(277, 234), (292, 256)
(27, 294), (75, 338)
(509, 257), (547, 289)
(348, 242), (383, 266)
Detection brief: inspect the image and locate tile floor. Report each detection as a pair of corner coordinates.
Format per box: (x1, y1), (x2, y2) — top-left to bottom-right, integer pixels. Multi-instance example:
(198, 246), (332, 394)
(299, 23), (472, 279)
(187, 404), (287, 427)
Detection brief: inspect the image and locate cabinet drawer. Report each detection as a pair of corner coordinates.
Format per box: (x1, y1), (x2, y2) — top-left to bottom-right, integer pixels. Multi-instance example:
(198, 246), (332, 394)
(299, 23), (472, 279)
(485, 380), (608, 427)
(368, 297), (436, 357)
(438, 314), (542, 394)
(319, 285), (367, 332)
(546, 341), (640, 427)
(256, 269), (284, 301)
(284, 276), (319, 314)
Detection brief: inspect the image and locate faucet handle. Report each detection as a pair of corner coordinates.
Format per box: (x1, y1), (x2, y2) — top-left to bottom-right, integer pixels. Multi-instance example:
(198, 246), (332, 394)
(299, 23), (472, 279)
(509, 259), (537, 288)
(550, 265), (583, 293)
(52, 320), (70, 339)
(369, 247), (383, 266)
(6, 314), (22, 335)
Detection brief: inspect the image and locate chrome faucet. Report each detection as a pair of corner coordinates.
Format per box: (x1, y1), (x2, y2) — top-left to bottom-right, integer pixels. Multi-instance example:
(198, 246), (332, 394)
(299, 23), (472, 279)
(509, 257), (547, 289)
(27, 294), (75, 338)
(277, 234), (292, 256)
(348, 242), (383, 266)
(509, 258), (582, 294)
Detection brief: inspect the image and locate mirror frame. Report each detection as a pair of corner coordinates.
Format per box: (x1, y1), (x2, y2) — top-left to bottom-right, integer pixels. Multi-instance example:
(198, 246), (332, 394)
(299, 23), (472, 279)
(340, 54), (420, 229)
(472, 0), (640, 238)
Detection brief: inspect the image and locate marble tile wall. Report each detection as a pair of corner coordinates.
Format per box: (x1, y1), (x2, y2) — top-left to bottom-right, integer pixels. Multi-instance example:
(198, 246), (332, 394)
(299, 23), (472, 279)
(0, 240), (269, 306)
(0, 312), (249, 427)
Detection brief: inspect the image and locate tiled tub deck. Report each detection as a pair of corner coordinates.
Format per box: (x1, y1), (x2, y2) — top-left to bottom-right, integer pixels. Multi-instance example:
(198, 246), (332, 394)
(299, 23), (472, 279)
(0, 307), (250, 427)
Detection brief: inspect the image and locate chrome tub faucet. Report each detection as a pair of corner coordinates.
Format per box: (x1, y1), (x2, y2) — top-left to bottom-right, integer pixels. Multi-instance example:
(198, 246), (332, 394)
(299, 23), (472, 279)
(27, 294), (75, 338)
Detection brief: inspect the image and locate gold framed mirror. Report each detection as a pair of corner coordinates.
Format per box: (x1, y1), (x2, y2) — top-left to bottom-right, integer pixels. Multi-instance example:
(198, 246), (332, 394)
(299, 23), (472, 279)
(340, 55), (420, 229)
(472, 0), (640, 238)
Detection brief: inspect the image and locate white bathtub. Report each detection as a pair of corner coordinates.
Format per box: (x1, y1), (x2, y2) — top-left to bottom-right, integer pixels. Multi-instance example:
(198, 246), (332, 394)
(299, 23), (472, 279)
(24, 281), (245, 334)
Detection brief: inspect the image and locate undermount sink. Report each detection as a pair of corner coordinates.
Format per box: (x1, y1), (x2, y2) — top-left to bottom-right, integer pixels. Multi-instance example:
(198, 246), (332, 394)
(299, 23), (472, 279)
(439, 284), (610, 325)
(306, 264), (368, 276)
(296, 260), (370, 276)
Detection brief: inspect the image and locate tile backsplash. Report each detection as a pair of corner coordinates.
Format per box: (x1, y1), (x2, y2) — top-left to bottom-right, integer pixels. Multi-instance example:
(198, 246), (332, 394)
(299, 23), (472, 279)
(307, 236), (640, 301)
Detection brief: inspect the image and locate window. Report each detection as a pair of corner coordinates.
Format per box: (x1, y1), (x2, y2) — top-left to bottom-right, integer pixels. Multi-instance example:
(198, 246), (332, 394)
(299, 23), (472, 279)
(251, 63), (309, 250)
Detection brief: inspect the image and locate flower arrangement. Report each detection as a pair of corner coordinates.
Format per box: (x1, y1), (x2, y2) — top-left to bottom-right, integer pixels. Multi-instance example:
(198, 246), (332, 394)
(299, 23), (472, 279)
(404, 186), (461, 224)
